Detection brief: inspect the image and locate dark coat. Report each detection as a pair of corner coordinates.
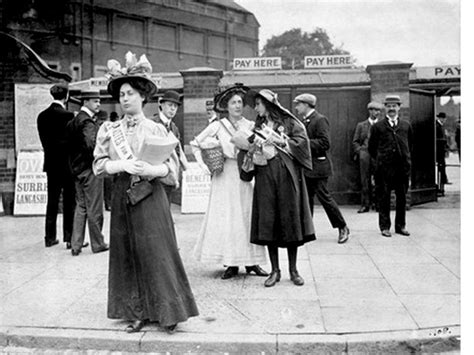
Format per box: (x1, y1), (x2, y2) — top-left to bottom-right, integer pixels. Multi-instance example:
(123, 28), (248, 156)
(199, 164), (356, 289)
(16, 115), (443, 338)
(436, 120), (448, 163)
(352, 119), (372, 155)
(67, 109), (99, 176)
(368, 117), (413, 180)
(37, 103), (75, 173)
(303, 110), (332, 179)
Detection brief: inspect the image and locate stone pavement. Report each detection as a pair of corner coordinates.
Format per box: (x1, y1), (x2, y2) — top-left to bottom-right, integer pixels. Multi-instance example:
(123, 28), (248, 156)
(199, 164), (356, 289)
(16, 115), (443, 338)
(0, 159), (461, 354)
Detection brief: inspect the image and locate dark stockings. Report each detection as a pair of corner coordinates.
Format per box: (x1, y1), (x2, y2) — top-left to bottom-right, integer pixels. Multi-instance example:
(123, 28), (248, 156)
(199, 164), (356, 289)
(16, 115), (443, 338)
(267, 245), (298, 272)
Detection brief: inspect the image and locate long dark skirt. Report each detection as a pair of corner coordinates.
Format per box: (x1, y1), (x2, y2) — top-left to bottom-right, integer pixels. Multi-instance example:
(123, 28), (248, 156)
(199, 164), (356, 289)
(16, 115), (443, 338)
(107, 173), (199, 326)
(250, 154), (316, 247)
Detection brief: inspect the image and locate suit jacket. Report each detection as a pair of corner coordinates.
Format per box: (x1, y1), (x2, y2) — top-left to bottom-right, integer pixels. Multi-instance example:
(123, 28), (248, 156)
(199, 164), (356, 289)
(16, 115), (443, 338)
(37, 103), (75, 173)
(435, 120), (447, 163)
(368, 117), (413, 179)
(67, 109), (99, 176)
(303, 110), (332, 179)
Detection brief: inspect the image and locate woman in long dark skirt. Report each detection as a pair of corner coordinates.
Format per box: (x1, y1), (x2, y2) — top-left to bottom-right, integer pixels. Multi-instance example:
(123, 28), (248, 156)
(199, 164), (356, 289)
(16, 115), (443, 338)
(245, 89), (316, 287)
(93, 53), (198, 333)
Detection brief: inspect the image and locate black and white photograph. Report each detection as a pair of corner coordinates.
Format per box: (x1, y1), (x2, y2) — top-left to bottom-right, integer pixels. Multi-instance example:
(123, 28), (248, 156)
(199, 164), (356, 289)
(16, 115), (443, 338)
(0, 0), (465, 353)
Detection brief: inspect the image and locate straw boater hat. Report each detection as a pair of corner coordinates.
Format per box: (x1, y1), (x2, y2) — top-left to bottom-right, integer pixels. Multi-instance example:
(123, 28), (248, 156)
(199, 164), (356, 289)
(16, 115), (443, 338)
(105, 51), (157, 100)
(213, 83), (250, 113)
(247, 88), (300, 122)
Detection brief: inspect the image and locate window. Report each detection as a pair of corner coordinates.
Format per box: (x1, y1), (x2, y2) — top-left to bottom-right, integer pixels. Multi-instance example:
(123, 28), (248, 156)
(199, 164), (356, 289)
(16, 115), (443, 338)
(70, 62), (82, 81)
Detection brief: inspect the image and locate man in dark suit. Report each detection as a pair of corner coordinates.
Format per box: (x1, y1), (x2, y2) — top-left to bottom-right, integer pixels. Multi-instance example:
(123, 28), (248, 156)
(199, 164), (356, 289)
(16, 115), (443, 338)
(352, 101), (382, 213)
(152, 90), (188, 205)
(67, 90), (109, 256)
(37, 83), (76, 247)
(294, 93), (350, 244)
(368, 95), (413, 237)
(435, 112), (449, 196)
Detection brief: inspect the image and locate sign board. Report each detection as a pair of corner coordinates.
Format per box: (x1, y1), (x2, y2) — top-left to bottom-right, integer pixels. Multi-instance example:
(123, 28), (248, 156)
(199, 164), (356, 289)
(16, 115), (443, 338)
(415, 65), (460, 80)
(181, 162), (211, 213)
(233, 57), (282, 71)
(304, 55), (353, 69)
(14, 151), (48, 215)
(14, 84), (54, 151)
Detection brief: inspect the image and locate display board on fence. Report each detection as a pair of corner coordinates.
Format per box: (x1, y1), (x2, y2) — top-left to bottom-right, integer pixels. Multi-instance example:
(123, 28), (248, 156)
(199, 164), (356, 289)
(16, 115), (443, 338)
(14, 151), (47, 216)
(14, 83), (54, 151)
(181, 162), (211, 214)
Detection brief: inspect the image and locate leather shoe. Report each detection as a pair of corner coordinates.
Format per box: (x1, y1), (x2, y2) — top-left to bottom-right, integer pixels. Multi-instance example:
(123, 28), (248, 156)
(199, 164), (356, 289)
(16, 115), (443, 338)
(45, 239), (59, 247)
(264, 270), (281, 287)
(67, 242), (89, 250)
(165, 324), (177, 334)
(245, 265), (269, 277)
(289, 270), (304, 286)
(338, 226), (350, 244)
(395, 228), (410, 236)
(93, 244), (109, 254)
(221, 266), (239, 279)
(357, 206), (370, 213)
(71, 249), (81, 256)
(381, 229), (392, 237)
(125, 320), (146, 333)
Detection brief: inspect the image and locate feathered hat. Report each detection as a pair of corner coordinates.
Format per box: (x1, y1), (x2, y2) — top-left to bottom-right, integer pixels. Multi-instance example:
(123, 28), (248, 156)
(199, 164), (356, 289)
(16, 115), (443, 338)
(106, 51), (157, 100)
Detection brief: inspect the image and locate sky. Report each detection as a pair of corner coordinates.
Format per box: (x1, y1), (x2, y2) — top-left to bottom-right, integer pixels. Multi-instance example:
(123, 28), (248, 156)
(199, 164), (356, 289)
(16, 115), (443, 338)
(234, 0), (461, 67)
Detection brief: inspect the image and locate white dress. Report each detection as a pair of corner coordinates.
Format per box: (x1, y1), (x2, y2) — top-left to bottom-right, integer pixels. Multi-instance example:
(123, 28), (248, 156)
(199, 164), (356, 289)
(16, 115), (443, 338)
(191, 118), (267, 266)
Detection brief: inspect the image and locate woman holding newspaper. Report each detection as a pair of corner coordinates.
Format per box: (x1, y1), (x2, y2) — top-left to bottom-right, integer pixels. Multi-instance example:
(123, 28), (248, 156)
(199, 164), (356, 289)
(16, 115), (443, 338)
(93, 52), (198, 333)
(191, 84), (268, 280)
(245, 89), (315, 287)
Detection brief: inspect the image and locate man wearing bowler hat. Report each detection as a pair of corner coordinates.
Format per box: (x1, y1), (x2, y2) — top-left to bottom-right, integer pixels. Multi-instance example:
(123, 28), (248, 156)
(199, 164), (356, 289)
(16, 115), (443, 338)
(435, 112), (449, 196)
(294, 93), (350, 244)
(352, 101), (383, 213)
(67, 89), (109, 255)
(368, 95), (413, 237)
(153, 90), (188, 204)
(37, 83), (76, 248)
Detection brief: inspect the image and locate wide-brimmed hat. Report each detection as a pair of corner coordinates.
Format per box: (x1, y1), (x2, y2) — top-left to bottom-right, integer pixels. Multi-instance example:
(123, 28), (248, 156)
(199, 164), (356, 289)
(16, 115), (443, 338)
(437, 112), (447, 119)
(214, 83), (250, 113)
(80, 89), (100, 100)
(106, 51), (157, 100)
(383, 95), (402, 105)
(246, 88), (299, 122)
(159, 90), (182, 105)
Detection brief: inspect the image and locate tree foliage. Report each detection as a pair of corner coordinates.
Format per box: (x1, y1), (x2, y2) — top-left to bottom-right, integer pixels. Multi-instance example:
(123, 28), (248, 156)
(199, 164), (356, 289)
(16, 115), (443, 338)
(262, 28), (351, 69)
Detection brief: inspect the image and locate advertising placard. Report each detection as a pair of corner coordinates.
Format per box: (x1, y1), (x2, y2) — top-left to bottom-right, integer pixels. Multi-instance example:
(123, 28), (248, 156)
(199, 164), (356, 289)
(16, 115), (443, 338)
(14, 151), (48, 216)
(181, 163), (211, 214)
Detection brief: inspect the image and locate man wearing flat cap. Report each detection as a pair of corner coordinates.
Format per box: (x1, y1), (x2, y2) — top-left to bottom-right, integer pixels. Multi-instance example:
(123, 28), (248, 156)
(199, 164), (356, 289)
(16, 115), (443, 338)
(205, 99), (218, 124)
(352, 101), (383, 213)
(294, 93), (350, 244)
(368, 95), (413, 237)
(67, 89), (109, 255)
(436, 112), (449, 196)
(153, 90), (188, 204)
(37, 83), (76, 248)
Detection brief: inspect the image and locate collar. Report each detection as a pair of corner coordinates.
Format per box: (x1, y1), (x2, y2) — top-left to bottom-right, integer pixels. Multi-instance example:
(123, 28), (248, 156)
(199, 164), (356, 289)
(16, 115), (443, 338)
(124, 112), (146, 128)
(159, 111), (171, 126)
(437, 119), (444, 126)
(368, 117), (378, 125)
(52, 100), (65, 109)
(386, 115), (399, 124)
(305, 108), (315, 120)
(208, 114), (218, 124)
(80, 106), (95, 118)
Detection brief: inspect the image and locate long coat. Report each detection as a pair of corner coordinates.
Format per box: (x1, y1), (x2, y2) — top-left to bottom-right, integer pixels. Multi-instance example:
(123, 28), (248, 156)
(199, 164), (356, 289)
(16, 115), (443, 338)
(303, 110), (332, 179)
(67, 110), (99, 176)
(352, 119), (372, 158)
(436, 120), (447, 164)
(37, 103), (74, 173)
(368, 118), (413, 180)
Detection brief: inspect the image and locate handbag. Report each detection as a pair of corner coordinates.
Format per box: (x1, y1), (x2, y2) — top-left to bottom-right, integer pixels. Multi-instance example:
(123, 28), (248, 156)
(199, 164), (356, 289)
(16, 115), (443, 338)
(237, 149), (255, 182)
(126, 179), (154, 206)
(200, 143), (225, 176)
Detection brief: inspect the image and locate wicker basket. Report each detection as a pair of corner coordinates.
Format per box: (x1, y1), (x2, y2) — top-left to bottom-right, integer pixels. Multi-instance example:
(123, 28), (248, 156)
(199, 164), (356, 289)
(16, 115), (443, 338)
(201, 145), (224, 175)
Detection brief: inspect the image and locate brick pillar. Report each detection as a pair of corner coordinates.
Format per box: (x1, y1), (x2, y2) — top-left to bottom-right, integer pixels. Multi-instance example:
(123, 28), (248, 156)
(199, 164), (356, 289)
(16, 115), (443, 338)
(366, 62), (414, 207)
(179, 67), (223, 156)
(366, 62), (413, 122)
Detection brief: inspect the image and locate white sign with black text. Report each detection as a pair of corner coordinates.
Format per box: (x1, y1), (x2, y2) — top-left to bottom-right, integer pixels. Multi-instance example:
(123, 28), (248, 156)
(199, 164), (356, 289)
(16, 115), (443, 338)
(181, 162), (211, 214)
(233, 57), (282, 70)
(14, 151), (48, 216)
(304, 55), (353, 69)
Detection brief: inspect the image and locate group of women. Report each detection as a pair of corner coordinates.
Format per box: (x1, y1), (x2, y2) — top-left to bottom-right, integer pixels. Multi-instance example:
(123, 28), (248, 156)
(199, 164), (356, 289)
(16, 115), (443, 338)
(92, 54), (315, 334)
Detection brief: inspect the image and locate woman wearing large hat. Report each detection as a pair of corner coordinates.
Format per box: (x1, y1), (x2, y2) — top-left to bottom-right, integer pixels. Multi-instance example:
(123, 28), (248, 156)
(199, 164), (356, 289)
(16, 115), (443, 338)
(93, 52), (198, 333)
(190, 83), (268, 280)
(245, 89), (315, 287)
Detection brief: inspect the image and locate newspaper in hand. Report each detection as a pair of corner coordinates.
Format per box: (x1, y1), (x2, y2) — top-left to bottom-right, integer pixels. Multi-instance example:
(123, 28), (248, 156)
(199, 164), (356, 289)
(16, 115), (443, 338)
(138, 132), (179, 165)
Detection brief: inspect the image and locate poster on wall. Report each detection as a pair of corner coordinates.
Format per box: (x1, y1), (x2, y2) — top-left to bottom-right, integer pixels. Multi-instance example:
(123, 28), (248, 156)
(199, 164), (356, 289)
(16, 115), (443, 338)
(14, 83), (53, 151)
(181, 162), (211, 214)
(14, 151), (47, 216)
